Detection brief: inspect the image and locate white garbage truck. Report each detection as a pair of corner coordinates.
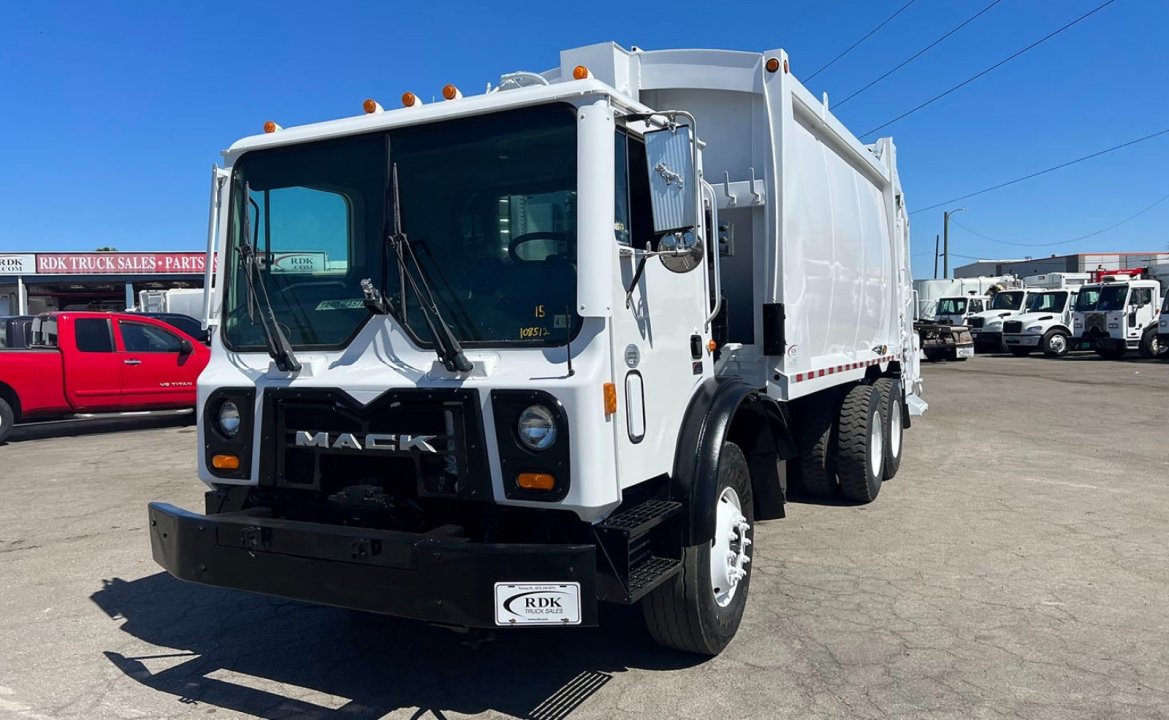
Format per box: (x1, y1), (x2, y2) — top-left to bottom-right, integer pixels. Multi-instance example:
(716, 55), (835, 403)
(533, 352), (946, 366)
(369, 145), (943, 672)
(1072, 276), (1164, 359)
(147, 43), (924, 655)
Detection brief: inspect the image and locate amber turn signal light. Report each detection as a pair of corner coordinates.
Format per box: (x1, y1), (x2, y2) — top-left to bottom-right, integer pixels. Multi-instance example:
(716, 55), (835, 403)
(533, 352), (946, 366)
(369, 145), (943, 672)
(517, 472), (556, 491)
(211, 454), (240, 471)
(603, 382), (617, 415)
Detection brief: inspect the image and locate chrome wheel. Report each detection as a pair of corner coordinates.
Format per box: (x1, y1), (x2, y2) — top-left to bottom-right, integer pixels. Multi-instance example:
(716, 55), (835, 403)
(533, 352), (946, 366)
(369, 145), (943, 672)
(709, 486), (751, 608)
(1049, 334), (1067, 355)
(869, 408), (884, 479)
(889, 399), (902, 460)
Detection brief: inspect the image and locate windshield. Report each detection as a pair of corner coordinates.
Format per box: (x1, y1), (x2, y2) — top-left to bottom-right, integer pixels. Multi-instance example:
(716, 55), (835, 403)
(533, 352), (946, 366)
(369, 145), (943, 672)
(223, 104), (580, 351)
(1096, 285), (1129, 312)
(1075, 287), (1101, 311)
(936, 298), (966, 315)
(990, 291), (1024, 311)
(1025, 291), (1067, 313)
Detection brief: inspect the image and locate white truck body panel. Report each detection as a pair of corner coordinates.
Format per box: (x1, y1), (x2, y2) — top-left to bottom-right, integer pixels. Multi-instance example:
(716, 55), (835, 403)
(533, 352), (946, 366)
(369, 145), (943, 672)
(565, 45), (915, 404)
(913, 276), (1015, 318)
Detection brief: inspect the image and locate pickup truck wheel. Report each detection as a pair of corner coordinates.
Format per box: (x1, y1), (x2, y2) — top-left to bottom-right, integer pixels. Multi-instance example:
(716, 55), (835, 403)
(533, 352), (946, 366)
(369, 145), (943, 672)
(872, 378), (903, 480)
(1008, 347), (1032, 357)
(1042, 329), (1070, 358)
(0, 397), (14, 444)
(836, 384), (884, 504)
(792, 390), (842, 499)
(643, 442), (753, 656)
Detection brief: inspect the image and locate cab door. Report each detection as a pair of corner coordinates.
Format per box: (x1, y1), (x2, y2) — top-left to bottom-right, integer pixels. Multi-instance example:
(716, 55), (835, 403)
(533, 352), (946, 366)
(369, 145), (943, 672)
(1128, 287), (1156, 341)
(63, 316), (125, 411)
(115, 319), (200, 408)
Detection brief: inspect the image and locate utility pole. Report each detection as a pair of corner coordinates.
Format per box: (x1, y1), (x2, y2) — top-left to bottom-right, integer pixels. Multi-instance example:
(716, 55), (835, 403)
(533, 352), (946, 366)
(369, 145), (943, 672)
(943, 208), (966, 279)
(933, 234), (939, 279)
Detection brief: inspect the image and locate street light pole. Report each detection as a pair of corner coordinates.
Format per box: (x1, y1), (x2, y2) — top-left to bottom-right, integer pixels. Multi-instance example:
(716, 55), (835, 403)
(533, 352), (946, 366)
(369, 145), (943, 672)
(933, 234), (939, 279)
(943, 207), (966, 278)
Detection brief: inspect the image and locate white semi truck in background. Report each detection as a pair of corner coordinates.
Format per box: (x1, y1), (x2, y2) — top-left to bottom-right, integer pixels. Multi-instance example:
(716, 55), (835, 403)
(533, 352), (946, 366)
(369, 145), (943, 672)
(1072, 276), (1164, 359)
(967, 288), (1039, 353)
(147, 43), (924, 655)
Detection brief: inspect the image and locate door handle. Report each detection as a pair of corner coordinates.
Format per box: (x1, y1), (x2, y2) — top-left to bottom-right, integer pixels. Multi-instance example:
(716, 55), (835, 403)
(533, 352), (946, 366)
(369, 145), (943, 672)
(124, 359), (142, 366)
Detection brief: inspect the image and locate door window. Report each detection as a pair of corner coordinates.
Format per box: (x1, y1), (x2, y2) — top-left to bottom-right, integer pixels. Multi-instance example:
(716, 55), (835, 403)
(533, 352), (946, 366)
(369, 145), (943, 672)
(614, 131), (655, 249)
(75, 319), (114, 353)
(120, 322), (183, 353)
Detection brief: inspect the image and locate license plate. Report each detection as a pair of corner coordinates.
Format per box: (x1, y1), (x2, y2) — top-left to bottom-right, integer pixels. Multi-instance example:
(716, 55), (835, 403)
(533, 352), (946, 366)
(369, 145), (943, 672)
(494, 582), (581, 626)
(956, 346), (974, 358)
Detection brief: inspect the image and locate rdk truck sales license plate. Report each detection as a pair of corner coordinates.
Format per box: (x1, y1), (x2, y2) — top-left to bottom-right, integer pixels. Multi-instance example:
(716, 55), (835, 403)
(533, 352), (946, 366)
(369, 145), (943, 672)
(494, 582), (581, 625)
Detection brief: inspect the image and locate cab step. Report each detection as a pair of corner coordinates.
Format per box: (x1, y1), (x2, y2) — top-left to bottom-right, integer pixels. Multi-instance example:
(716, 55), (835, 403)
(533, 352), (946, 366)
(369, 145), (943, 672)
(595, 498), (683, 604)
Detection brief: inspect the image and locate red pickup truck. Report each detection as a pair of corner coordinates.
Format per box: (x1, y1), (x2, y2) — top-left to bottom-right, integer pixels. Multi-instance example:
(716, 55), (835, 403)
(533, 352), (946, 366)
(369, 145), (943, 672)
(0, 312), (210, 443)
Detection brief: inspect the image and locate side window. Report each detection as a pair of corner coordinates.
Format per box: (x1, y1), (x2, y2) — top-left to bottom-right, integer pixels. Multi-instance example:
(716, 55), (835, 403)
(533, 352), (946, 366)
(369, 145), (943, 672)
(248, 186), (351, 273)
(75, 319), (114, 353)
(614, 131), (655, 249)
(970, 299), (983, 313)
(1133, 288), (1152, 307)
(120, 322), (183, 353)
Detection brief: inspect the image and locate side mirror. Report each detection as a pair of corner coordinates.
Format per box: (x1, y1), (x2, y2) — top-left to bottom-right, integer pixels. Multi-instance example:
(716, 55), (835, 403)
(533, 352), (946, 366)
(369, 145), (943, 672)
(179, 338), (194, 355)
(644, 125), (696, 234)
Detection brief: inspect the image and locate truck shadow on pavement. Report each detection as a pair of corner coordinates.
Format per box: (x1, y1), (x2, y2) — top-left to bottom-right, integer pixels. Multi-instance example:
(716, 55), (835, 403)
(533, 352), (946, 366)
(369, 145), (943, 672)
(91, 573), (701, 719)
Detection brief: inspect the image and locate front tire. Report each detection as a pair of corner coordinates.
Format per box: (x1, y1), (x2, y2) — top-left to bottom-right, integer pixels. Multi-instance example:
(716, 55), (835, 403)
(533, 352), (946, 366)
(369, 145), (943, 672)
(0, 397), (13, 444)
(1041, 329), (1070, 358)
(836, 384), (884, 503)
(1139, 329), (1164, 359)
(643, 442), (754, 656)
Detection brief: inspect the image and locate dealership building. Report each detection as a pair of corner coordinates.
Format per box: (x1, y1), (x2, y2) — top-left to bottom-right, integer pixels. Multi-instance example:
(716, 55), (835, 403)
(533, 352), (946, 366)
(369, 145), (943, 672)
(953, 251), (1169, 279)
(0, 251), (207, 316)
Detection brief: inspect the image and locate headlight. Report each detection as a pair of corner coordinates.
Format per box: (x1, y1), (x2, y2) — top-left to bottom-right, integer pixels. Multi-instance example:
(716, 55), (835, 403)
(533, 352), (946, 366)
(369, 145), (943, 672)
(1027, 326), (1044, 333)
(218, 400), (241, 438)
(517, 405), (557, 451)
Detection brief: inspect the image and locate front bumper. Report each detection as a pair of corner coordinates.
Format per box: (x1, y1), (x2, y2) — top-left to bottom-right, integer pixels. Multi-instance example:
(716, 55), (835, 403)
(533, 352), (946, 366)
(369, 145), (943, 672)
(974, 332), (1003, 351)
(1073, 335), (1126, 351)
(1003, 334), (1041, 347)
(148, 502), (599, 628)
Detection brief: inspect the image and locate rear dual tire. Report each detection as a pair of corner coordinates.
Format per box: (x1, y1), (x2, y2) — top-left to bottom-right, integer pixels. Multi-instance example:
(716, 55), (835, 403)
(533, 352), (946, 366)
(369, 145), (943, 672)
(836, 384), (885, 503)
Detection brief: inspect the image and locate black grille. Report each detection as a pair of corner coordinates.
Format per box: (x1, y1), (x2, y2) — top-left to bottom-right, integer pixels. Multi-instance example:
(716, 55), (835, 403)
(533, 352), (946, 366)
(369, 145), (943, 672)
(1086, 313), (1106, 333)
(968, 317), (985, 329)
(260, 388), (490, 500)
(1003, 321), (1023, 334)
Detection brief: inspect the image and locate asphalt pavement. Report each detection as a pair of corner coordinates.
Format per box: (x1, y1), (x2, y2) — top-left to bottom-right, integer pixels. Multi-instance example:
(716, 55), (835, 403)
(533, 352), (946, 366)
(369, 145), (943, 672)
(1, 355), (1167, 719)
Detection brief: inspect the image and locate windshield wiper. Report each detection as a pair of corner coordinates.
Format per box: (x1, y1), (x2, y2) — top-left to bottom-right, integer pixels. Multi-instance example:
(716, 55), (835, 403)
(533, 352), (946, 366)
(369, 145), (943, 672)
(381, 163), (472, 373)
(238, 184), (301, 372)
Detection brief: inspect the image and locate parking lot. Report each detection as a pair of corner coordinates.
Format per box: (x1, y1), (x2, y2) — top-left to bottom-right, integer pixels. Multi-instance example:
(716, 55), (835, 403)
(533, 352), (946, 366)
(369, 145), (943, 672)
(1, 355), (1167, 720)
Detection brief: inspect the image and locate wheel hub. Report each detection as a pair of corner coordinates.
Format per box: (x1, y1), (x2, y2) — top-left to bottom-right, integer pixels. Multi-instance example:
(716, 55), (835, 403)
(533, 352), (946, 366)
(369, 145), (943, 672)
(889, 400), (902, 458)
(1050, 334), (1066, 353)
(710, 486), (750, 607)
(870, 409), (884, 478)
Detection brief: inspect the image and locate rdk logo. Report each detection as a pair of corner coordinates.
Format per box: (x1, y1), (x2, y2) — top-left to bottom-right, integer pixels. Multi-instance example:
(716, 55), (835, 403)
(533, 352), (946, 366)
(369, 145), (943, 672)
(293, 431), (437, 453)
(525, 597), (562, 609)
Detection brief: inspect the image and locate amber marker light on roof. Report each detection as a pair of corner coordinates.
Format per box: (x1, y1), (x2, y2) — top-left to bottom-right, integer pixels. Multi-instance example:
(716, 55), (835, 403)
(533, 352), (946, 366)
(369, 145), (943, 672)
(441, 84), (462, 101)
(263, 121), (281, 133)
(572, 65), (591, 80)
(363, 98), (383, 114)
(401, 91), (421, 107)
(765, 57), (780, 73)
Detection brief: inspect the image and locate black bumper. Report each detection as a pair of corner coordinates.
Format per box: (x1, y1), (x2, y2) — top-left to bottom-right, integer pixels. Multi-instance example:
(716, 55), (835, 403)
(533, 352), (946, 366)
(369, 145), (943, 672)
(148, 502), (599, 628)
(973, 332), (1003, 352)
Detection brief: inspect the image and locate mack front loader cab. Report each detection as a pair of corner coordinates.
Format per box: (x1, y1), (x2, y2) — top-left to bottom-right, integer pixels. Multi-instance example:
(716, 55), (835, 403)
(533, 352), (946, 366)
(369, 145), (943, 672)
(1001, 289), (1078, 358)
(147, 43), (924, 656)
(1072, 278), (1164, 359)
(967, 289), (1036, 353)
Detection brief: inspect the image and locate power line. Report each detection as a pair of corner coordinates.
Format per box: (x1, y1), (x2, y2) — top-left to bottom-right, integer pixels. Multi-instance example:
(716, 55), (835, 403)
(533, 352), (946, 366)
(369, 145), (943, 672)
(805, 0), (919, 82)
(950, 190), (1169, 248)
(860, 0), (1119, 137)
(911, 126), (1169, 214)
(835, 0), (1005, 109)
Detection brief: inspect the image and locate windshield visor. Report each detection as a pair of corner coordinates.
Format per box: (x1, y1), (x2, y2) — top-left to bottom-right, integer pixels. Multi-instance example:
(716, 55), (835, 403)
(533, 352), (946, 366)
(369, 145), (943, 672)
(223, 104), (581, 352)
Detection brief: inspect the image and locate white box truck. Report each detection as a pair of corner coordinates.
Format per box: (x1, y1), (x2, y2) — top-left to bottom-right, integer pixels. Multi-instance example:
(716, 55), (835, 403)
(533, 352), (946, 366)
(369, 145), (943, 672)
(1001, 289), (1079, 357)
(147, 43), (923, 655)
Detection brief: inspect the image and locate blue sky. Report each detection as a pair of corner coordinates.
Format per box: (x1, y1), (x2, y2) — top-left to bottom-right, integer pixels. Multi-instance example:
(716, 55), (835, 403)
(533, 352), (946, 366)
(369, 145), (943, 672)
(2, 0), (1166, 278)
